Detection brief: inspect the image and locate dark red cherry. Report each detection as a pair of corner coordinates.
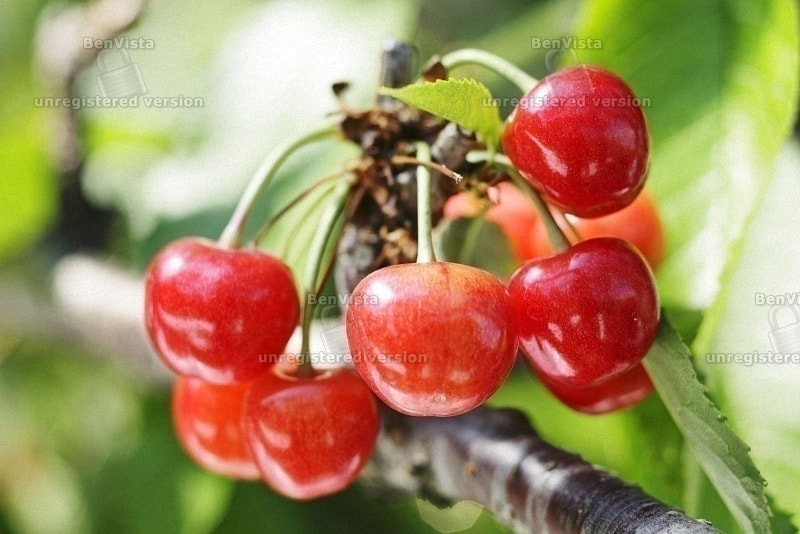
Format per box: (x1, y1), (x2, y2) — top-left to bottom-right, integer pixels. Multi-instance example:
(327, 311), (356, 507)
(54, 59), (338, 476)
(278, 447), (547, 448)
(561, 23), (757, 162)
(541, 362), (654, 414)
(508, 237), (659, 388)
(502, 65), (649, 218)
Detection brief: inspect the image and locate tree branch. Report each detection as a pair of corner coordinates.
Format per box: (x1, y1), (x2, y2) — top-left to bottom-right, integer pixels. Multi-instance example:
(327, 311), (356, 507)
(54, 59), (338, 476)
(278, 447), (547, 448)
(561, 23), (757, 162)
(364, 407), (719, 533)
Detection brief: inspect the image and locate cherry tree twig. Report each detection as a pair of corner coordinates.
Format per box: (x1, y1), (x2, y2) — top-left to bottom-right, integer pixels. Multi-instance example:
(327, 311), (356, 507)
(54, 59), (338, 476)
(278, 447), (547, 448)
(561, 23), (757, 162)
(364, 407), (719, 534)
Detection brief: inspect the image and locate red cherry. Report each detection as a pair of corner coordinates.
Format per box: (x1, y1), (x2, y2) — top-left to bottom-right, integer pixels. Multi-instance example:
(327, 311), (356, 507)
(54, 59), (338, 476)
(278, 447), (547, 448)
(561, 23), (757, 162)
(345, 262), (518, 416)
(243, 364), (379, 500)
(443, 182), (539, 261)
(529, 191), (666, 270)
(540, 362), (654, 414)
(508, 237), (659, 388)
(172, 376), (259, 480)
(502, 65), (649, 218)
(145, 238), (300, 384)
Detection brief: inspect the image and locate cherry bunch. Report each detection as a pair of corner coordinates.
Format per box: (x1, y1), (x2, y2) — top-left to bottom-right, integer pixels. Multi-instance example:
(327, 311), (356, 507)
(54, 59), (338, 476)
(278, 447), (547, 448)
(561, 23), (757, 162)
(144, 51), (662, 500)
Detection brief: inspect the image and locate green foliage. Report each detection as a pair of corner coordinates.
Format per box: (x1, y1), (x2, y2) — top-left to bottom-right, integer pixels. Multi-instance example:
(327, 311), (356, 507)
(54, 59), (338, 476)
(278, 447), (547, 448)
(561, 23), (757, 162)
(0, 112), (57, 263)
(643, 320), (770, 533)
(378, 79), (503, 148)
(437, 217), (517, 279)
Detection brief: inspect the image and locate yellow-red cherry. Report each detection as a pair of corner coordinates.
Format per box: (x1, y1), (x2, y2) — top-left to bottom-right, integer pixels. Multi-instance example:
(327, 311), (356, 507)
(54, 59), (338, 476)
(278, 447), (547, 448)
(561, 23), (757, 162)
(172, 376), (259, 480)
(345, 262), (518, 417)
(529, 191), (666, 271)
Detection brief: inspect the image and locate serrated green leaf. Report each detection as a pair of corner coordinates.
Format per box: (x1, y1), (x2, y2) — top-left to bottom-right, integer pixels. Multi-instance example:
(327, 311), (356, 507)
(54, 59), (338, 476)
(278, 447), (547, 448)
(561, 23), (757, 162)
(378, 78), (502, 148)
(643, 319), (770, 534)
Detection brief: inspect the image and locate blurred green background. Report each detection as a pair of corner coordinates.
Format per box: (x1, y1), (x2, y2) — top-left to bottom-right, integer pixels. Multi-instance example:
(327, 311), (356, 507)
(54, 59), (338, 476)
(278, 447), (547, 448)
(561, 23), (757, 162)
(1, 0), (798, 532)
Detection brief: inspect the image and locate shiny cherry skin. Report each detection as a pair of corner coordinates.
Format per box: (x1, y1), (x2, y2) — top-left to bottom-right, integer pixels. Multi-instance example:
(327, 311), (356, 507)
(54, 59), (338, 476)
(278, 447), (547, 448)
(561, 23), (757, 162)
(145, 238), (300, 384)
(540, 362), (654, 414)
(502, 65), (649, 218)
(345, 262), (518, 417)
(243, 364), (380, 500)
(443, 182), (539, 261)
(508, 237), (659, 388)
(529, 191), (666, 270)
(172, 376), (259, 480)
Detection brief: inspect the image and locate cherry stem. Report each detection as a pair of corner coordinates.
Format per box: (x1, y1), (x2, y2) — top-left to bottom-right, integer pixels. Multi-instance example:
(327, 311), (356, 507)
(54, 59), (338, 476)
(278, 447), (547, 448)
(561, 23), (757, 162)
(439, 48), (538, 94)
(390, 155), (464, 184)
(414, 142), (437, 264)
(493, 154), (571, 253)
(218, 119), (341, 249)
(298, 177), (353, 376)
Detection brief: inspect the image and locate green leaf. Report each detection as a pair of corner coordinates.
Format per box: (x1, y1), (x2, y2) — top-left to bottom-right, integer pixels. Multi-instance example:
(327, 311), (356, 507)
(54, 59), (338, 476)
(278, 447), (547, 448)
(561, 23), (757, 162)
(572, 0), (799, 310)
(692, 141), (800, 529)
(378, 78), (503, 148)
(0, 111), (57, 263)
(643, 318), (770, 534)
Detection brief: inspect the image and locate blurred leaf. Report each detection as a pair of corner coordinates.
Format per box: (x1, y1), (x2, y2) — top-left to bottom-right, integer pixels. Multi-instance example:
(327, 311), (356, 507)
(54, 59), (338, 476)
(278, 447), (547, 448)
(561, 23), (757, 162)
(0, 113), (57, 263)
(214, 481), (507, 534)
(84, 394), (233, 534)
(691, 141), (800, 528)
(0, 343), (142, 534)
(378, 78), (503, 148)
(572, 0), (799, 310)
(437, 217), (517, 280)
(642, 319), (770, 534)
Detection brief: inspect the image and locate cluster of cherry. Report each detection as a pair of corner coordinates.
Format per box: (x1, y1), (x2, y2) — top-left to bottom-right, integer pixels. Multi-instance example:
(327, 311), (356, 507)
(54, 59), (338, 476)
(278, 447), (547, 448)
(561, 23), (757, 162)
(144, 64), (661, 499)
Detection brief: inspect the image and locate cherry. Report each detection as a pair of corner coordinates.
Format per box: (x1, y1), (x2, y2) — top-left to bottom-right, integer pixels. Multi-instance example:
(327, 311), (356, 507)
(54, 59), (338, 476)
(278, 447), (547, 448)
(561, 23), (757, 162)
(540, 362), (654, 414)
(502, 65), (649, 218)
(529, 191), (666, 270)
(508, 237), (659, 388)
(443, 182), (539, 261)
(345, 262), (518, 417)
(144, 238), (300, 384)
(172, 376), (259, 480)
(243, 363), (379, 500)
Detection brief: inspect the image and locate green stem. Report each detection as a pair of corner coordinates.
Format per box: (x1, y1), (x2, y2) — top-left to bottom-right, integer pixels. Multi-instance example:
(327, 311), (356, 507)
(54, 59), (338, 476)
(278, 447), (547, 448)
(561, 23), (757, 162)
(493, 154), (571, 253)
(298, 177), (353, 376)
(414, 142), (436, 264)
(218, 119), (341, 249)
(439, 48), (538, 94)
(250, 172), (345, 246)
